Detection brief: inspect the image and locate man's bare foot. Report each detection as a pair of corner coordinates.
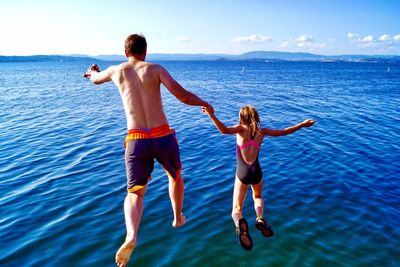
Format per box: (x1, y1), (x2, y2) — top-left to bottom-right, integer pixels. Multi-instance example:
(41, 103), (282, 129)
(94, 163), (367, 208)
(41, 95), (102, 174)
(172, 213), (186, 228)
(115, 241), (135, 267)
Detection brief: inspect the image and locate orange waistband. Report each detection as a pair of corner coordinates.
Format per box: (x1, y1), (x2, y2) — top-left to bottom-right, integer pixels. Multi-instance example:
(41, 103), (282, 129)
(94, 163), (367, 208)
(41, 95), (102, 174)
(126, 124), (175, 140)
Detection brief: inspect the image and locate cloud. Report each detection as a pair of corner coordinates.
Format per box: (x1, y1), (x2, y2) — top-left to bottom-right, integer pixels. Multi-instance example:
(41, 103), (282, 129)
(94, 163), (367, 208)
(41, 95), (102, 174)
(347, 33), (372, 48)
(176, 36), (190, 42)
(296, 35), (314, 43)
(347, 32), (359, 41)
(280, 35), (325, 50)
(347, 32), (374, 43)
(379, 34), (391, 42)
(347, 32), (400, 49)
(232, 34), (272, 43)
(280, 41), (290, 48)
(348, 32), (400, 43)
(361, 35), (374, 43)
(295, 35), (325, 48)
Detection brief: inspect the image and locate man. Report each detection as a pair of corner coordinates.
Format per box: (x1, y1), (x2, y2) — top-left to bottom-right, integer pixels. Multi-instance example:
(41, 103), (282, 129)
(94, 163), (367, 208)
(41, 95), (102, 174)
(84, 34), (213, 267)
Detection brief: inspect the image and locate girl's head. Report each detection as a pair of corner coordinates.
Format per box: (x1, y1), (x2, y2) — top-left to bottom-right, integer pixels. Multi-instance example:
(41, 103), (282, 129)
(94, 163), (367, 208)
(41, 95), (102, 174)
(239, 106), (261, 137)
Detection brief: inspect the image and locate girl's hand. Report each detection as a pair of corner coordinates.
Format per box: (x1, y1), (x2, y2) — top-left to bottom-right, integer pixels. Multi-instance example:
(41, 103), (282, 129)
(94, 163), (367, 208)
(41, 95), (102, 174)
(202, 106), (214, 115)
(301, 119), (316, 128)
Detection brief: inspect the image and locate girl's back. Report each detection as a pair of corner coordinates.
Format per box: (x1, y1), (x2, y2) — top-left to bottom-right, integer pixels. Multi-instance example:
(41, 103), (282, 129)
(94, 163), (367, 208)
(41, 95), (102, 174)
(236, 126), (263, 165)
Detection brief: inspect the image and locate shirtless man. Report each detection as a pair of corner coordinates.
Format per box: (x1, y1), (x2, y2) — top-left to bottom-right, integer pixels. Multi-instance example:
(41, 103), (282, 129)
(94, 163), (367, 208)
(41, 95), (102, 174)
(84, 34), (213, 267)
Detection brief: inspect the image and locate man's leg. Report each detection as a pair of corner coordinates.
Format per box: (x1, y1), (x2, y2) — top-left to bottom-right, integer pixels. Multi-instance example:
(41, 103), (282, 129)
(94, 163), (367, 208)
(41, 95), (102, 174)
(115, 187), (146, 267)
(168, 169), (186, 227)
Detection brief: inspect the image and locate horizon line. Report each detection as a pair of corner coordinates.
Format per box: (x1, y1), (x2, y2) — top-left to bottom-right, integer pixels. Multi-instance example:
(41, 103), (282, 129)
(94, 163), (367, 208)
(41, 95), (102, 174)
(1, 50), (400, 57)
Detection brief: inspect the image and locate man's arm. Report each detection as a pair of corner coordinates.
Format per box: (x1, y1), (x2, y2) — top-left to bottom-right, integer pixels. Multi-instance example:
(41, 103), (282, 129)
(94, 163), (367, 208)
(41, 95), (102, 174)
(84, 64), (115, 84)
(262, 119), (315, 137)
(158, 65), (214, 112)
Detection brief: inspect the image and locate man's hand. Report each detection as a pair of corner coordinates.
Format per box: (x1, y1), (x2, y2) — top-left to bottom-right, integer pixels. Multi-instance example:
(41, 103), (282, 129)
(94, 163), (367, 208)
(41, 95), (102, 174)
(83, 64), (101, 79)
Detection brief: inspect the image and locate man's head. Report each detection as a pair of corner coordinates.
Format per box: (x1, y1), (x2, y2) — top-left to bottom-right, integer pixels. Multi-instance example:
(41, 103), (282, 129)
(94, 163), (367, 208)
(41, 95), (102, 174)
(125, 34), (147, 57)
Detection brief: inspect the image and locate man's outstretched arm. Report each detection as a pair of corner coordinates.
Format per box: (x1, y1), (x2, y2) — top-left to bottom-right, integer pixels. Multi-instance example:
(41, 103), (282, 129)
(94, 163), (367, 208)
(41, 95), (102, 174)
(158, 65), (214, 112)
(84, 64), (114, 84)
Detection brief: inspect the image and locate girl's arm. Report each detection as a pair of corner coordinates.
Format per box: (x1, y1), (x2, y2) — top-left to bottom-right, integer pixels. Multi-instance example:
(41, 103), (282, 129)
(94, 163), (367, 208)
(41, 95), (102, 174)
(262, 119), (315, 137)
(202, 108), (244, 135)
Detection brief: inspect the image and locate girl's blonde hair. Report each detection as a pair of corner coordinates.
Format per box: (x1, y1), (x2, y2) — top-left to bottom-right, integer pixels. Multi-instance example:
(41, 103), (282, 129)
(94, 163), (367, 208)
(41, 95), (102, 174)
(239, 106), (261, 137)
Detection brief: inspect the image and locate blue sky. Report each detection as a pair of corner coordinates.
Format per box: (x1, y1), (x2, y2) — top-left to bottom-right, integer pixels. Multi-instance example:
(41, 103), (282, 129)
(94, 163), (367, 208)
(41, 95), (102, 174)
(1, 0), (400, 56)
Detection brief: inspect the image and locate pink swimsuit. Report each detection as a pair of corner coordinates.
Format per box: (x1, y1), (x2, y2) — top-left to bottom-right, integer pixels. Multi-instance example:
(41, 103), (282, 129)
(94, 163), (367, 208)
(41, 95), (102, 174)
(239, 140), (260, 151)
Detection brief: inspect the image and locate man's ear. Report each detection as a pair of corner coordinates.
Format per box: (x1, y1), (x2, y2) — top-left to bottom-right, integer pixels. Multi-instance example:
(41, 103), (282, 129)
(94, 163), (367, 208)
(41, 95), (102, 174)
(125, 51), (129, 57)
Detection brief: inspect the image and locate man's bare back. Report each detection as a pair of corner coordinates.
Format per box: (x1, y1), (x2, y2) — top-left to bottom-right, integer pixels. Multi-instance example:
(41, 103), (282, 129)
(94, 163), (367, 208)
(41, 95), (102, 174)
(87, 58), (211, 130)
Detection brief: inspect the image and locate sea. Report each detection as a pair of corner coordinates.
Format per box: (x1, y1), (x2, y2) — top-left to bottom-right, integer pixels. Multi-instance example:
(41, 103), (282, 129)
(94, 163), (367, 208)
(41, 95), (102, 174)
(0, 59), (399, 267)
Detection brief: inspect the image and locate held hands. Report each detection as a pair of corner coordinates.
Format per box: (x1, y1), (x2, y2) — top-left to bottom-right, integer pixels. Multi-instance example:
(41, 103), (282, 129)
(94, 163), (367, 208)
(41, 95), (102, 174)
(83, 64), (101, 79)
(301, 119), (316, 128)
(202, 105), (214, 116)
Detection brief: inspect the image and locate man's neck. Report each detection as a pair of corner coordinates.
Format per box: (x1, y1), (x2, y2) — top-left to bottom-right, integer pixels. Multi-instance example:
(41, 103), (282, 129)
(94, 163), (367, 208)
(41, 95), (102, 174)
(127, 54), (146, 62)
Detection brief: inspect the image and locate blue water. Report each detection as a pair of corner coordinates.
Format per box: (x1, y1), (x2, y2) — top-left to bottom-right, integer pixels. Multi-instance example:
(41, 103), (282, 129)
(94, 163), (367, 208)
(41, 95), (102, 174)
(0, 60), (399, 267)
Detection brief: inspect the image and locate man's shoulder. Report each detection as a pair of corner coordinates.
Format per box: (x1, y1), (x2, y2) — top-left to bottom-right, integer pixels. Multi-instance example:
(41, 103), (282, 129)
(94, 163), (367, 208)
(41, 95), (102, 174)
(108, 62), (125, 72)
(117, 61), (153, 71)
(118, 61), (166, 76)
(144, 61), (163, 69)
(143, 62), (167, 75)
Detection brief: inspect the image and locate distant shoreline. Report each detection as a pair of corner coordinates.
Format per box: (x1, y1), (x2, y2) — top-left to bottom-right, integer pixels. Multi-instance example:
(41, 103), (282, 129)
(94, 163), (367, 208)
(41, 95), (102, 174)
(1, 51), (400, 64)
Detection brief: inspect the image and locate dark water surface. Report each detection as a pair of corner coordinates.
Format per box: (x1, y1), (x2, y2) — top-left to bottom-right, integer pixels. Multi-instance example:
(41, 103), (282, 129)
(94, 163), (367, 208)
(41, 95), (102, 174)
(0, 60), (399, 266)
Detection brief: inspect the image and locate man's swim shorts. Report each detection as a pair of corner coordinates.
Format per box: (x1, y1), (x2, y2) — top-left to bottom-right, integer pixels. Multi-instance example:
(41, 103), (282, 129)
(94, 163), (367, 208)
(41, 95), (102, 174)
(124, 124), (182, 193)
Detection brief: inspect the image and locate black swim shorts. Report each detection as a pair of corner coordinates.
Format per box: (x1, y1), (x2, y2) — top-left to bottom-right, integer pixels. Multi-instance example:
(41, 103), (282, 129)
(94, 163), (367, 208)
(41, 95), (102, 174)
(124, 125), (182, 193)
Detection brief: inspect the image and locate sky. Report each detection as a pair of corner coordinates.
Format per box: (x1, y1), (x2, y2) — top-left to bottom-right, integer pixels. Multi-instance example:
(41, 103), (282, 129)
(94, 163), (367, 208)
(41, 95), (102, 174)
(1, 0), (400, 56)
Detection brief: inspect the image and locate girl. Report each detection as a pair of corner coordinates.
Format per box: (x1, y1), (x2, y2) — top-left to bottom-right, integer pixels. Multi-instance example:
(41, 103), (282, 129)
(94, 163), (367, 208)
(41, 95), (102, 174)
(203, 105), (315, 251)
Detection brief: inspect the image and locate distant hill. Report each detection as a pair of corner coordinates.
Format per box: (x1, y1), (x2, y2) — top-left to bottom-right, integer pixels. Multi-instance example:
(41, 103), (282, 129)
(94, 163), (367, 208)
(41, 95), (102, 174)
(91, 55), (125, 61)
(236, 51), (325, 61)
(0, 55), (95, 63)
(1, 52), (399, 63)
(147, 53), (229, 61)
(226, 51), (400, 63)
(93, 52), (400, 63)
(90, 53), (230, 61)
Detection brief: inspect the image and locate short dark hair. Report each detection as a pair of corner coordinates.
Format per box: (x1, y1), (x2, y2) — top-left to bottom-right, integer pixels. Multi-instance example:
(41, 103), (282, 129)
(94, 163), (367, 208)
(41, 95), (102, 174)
(125, 34), (147, 56)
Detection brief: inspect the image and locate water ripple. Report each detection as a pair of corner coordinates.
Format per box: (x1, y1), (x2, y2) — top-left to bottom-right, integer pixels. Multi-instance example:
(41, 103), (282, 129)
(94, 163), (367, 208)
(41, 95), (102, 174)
(1, 61), (399, 267)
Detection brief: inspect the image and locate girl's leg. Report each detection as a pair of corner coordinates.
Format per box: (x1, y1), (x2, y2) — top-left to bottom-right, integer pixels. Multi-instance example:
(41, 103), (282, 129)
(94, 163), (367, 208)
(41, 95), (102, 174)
(251, 179), (274, 237)
(232, 176), (248, 225)
(232, 177), (253, 250)
(250, 179), (264, 219)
